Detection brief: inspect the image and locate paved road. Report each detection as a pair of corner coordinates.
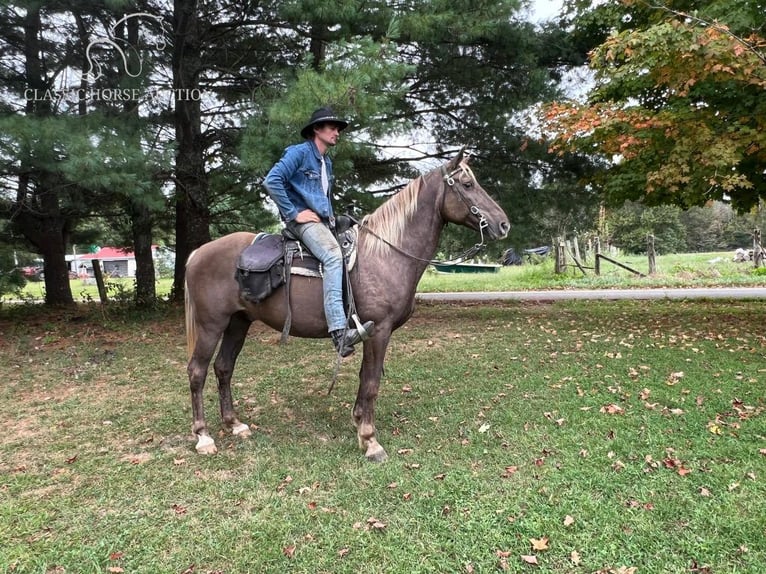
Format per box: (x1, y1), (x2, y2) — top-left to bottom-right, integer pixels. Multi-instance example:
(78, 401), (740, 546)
(416, 287), (766, 302)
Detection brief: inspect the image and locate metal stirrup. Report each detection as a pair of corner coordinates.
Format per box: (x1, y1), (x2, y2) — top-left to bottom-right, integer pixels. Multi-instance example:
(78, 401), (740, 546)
(351, 313), (372, 341)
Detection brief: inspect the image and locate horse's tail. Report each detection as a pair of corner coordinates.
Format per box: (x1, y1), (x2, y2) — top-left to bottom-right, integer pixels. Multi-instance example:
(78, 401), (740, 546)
(185, 251), (198, 361)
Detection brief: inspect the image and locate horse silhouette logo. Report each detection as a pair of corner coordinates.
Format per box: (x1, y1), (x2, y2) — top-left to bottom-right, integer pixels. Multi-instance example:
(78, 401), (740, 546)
(85, 13), (169, 82)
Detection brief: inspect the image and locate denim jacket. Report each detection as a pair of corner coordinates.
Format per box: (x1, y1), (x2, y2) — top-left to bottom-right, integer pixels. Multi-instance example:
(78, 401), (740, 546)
(264, 140), (334, 223)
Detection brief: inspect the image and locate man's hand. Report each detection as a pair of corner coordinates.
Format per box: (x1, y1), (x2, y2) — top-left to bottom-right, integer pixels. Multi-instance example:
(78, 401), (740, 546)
(295, 209), (321, 223)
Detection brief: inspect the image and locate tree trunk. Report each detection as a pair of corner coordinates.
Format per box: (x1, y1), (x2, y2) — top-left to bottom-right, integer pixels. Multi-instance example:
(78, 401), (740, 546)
(123, 13), (157, 307)
(18, 7), (74, 306)
(131, 201), (157, 306)
(171, 0), (211, 302)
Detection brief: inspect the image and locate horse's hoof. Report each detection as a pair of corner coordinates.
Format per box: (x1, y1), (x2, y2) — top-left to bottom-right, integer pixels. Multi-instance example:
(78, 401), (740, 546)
(232, 422), (252, 438)
(365, 445), (388, 463)
(195, 435), (218, 455)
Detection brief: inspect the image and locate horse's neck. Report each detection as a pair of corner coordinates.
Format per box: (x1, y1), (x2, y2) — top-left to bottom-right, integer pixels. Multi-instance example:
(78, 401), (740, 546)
(396, 177), (444, 264)
(361, 172), (445, 285)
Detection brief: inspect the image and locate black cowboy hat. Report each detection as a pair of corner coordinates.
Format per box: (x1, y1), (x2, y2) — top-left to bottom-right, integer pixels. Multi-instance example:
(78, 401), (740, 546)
(300, 107), (349, 139)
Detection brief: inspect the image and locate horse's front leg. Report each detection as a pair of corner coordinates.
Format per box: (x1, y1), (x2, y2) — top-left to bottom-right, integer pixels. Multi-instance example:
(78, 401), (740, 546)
(214, 313), (253, 439)
(353, 330), (391, 462)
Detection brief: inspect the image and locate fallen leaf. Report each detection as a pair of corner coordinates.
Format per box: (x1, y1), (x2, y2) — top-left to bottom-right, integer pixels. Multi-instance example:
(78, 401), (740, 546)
(501, 466), (518, 478)
(397, 448), (413, 455)
(478, 423), (491, 433)
(401, 385), (412, 393)
(367, 517), (386, 530)
(689, 561), (712, 573)
(667, 371), (684, 385)
(677, 467), (692, 476)
(699, 487), (711, 497)
(106, 568), (124, 573)
(173, 458), (186, 465)
(282, 545), (296, 558)
(172, 504), (187, 515)
(530, 537), (549, 551)
(338, 548), (350, 558)
(520, 554), (539, 565)
(109, 552), (124, 561)
(600, 403), (624, 415)
(307, 501), (317, 510)
(434, 473), (446, 480)
(563, 515), (575, 527)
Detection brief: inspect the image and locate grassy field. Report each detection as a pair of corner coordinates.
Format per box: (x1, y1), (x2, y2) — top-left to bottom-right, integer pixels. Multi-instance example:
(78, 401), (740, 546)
(1, 300), (764, 573)
(417, 251), (766, 292)
(9, 251), (766, 304)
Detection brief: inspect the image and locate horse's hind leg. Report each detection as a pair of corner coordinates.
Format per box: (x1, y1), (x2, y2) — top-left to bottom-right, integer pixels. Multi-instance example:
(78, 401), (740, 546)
(188, 326), (222, 455)
(214, 312), (252, 439)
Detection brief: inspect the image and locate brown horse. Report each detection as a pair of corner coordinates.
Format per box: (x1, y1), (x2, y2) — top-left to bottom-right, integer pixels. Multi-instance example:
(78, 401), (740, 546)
(184, 149), (510, 460)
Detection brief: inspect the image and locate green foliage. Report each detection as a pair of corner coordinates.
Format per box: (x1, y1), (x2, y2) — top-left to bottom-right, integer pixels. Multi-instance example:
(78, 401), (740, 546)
(549, 0), (766, 211)
(0, 245), (26, 299)
(607, 201), (687, 254)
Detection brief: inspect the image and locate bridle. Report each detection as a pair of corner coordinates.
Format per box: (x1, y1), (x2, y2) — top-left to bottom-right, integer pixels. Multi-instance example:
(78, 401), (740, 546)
(359, 159), (490, 265)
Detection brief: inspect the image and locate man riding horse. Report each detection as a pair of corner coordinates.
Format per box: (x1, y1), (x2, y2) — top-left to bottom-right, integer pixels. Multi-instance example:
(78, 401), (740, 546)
(264, 107), (374, 357)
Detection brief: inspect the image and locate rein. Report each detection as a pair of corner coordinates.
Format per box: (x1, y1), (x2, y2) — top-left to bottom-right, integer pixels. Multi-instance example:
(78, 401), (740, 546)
(359, 162), (490, 265)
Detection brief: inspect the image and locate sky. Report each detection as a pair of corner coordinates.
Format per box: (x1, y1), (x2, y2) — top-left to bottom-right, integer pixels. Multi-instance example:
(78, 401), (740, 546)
(527, 0), (566, 23)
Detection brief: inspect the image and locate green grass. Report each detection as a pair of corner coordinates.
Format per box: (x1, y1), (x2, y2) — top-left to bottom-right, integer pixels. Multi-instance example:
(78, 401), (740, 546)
(9, 252), (766, 305)
(1, 300), (764, 573)
(418, 251), (766, 292)
(14, 277), (175, 303)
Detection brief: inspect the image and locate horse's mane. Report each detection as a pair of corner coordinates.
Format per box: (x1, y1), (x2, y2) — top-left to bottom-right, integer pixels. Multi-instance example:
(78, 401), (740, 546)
(360, 175), (424, 257)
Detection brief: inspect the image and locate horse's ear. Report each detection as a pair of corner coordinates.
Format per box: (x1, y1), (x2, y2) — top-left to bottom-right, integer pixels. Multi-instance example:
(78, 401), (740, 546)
(446, 146), (466, 170)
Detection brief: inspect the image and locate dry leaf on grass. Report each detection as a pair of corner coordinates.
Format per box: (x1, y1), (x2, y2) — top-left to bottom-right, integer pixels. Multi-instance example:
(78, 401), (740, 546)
(600, 403), (624, 415)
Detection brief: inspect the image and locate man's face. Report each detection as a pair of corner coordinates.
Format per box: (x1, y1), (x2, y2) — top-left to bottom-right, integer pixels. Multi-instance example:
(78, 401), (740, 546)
(314, 123), (343, 148)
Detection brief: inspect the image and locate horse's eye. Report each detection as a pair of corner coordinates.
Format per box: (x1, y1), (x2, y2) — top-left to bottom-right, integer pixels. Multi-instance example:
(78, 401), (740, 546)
(463, 181), (473, 189)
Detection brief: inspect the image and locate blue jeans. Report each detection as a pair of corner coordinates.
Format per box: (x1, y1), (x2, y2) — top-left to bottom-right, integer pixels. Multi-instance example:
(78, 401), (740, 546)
(286, 221), (346, 332)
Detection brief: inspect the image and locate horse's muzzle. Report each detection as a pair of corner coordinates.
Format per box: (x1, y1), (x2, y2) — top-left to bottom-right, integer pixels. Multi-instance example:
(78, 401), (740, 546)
(490, 221), (511, 240)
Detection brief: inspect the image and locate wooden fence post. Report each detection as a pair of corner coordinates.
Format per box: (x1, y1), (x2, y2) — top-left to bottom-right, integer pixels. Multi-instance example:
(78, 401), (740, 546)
(754, 229), (763, 268)
(91, 259), (109, 303)
(555, 237), (567, 274)
(647, 234), (657, 275)
(595, 236), (601, 276)
(573, 236), (582, 263)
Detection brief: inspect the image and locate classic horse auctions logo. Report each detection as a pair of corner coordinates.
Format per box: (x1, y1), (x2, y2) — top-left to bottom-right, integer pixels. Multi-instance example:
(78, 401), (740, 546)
(84, 12), (168, 82)
(25, 12), (200, 103)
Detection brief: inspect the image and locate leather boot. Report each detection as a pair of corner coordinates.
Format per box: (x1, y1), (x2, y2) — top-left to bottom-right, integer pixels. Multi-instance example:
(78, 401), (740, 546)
(330, 321), (375, 357)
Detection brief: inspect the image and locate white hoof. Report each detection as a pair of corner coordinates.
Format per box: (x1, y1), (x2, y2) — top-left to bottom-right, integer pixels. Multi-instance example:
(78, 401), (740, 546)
(232, 422), (252, 438)
(195, 434), (218, 455)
